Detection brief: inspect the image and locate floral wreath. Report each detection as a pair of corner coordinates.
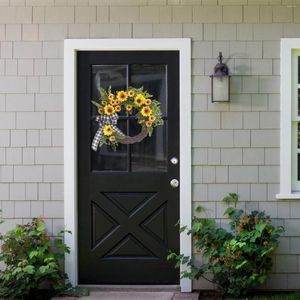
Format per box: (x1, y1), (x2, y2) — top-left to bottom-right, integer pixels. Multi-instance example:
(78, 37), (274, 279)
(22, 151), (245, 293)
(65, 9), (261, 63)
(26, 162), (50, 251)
(91, 86), (164, 151)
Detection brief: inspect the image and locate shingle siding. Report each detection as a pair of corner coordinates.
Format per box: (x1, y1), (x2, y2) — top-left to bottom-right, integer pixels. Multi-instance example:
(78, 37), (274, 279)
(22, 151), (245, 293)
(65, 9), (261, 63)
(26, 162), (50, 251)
(0, 0), (298, 290)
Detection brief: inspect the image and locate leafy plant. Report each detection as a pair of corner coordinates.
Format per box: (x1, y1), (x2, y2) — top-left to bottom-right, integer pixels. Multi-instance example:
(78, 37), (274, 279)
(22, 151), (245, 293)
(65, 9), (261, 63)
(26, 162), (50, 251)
(168, 193), (284, 298)
(60, 287), (90, 297)
(0, 217), (71, 299)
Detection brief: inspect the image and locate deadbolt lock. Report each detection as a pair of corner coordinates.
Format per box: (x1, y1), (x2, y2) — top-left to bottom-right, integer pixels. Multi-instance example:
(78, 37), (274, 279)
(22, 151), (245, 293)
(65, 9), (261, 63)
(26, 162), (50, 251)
(170, 179), (179, 188)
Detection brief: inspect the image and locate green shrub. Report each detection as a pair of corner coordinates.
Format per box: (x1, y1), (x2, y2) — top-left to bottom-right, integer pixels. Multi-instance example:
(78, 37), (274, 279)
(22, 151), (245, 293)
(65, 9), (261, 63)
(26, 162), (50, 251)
(168, 193), (284, 298)
(0, 217), (71, 299)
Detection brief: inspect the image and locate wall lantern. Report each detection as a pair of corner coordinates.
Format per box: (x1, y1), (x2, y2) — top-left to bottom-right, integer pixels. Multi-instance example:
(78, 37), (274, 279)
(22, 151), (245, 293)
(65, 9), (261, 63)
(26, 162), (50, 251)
(210, 52), (230, 103)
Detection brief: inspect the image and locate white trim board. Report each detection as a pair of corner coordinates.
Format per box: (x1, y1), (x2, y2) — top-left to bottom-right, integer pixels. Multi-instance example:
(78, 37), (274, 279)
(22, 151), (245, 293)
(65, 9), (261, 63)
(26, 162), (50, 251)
(277, 39), (300, 199)
(64, 38), (192, 292)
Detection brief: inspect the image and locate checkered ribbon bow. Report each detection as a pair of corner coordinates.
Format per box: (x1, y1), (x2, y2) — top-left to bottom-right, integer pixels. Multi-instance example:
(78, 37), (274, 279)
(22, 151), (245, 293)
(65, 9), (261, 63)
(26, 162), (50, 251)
(91, 113), (125, 151)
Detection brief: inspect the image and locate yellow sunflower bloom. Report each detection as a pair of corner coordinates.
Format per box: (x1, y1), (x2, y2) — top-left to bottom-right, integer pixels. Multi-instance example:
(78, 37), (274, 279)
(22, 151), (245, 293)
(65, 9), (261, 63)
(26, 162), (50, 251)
(128, 90), (135, 97)
(141, 106), (152, 117)
(126, 105), (133, 111)
(117, 91), (128, 102)
(108, 94), (114, 101)
(98, 108), (103, 114)
(115, 105), (121, 112)
(115, 100), (120, 105)
(103, 125), (114, 136)
(101, 100), (107, 106)
(109, 136), (116, 142)
(110, 99), (116, 106)
(149, 115), (156, 122)
(134, 94), (146, 107)
(146, 121), (152, 128)
(145, 99), (152, 106)
(104, 104), (115, 115)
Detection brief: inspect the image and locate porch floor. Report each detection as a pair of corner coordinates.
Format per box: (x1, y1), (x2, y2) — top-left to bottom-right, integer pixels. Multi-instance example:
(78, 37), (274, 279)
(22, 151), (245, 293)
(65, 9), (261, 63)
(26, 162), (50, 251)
(52, 287), (199, 300)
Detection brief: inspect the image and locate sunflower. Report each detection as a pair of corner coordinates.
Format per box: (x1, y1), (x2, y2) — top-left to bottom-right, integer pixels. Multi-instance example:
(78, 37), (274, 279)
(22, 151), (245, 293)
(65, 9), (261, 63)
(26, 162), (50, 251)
(101, 100), (107, 106)
(117, 91), (128, 102)
(134, 94), (146, 107)
(149, 115), (156, 122)
(128, 90), (135, 97)
(103, 125), (114, 136)
(104, 104), (115, 115)
(115, 105), (121, 112)
(141, 106), (152, 117)
(145, 121), (152, 128)
(115, 100), (120, 105)
(145, 99), (152, 106)
(108, 94), (114, 101)
(110, 99), (116, 106)
(109, 136), (116, 142)
(126, 105), (133, 111)
(98, 108), (103, 114)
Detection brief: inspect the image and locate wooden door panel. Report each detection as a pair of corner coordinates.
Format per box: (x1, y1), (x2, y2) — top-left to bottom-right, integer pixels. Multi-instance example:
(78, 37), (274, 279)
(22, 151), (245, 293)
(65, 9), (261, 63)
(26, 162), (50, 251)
(91, 192), (168, 258)
(91, 200), (120, 250)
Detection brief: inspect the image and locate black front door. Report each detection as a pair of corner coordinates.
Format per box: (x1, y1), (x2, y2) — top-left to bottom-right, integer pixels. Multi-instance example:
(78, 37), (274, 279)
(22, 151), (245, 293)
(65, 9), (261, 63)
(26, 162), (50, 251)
(77, 51), (179, 284)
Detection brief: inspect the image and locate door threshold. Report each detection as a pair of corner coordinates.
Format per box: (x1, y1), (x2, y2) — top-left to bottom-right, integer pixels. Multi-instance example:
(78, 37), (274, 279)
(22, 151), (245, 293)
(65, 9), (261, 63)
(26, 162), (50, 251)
(78, 285), (180, 292)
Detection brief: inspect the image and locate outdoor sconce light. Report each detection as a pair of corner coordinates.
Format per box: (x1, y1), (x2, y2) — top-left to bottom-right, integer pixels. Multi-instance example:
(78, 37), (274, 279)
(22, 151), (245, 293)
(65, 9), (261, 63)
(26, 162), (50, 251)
(210, 52), (230, 103)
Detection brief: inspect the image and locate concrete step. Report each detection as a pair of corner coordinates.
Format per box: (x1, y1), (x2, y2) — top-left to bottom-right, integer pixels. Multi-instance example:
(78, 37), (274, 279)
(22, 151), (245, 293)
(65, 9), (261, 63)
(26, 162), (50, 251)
(52, 289), (199, 300)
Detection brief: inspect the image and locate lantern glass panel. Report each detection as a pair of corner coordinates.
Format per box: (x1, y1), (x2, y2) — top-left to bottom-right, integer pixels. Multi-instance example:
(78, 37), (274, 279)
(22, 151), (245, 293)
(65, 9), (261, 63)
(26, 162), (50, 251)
(212, 76), (229, 102)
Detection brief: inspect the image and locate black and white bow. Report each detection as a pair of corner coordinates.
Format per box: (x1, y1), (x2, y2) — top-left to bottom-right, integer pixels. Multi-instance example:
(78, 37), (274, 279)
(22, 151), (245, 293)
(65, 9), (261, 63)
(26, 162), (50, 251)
(91, 113), (125, 151)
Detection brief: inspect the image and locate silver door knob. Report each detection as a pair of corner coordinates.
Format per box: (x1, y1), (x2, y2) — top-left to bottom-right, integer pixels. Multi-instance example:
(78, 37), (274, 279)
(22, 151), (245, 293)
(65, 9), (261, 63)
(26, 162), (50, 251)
(170, 157), (178, 165)
(170, 179), (179, 188)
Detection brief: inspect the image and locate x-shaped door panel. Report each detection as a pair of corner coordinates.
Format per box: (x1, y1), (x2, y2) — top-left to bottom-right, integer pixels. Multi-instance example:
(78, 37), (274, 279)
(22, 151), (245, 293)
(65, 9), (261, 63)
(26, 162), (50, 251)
(91, 191), (168, 260)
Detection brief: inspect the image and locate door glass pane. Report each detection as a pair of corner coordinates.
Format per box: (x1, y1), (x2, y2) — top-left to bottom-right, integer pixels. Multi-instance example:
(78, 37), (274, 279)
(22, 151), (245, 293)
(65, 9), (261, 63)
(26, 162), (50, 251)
(130, 64), (168, 172)
(92, 65), (128, 117)
(130, 64), (167, 116)
(130, 118), (167, 172)
(91, 65), (128, 171)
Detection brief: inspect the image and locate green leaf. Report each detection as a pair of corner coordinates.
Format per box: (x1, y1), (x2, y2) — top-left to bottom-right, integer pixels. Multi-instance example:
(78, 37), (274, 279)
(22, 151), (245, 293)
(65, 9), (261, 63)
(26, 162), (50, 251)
(224, 207), (235, 217)
(23, 265), (35, 274)
(192, 222), (201, 232)
(223, 192), (239, 208)
(12, 267), (22, 275)
(235, 260), (247, 269)
(91, 100), (101, 108)
(179, 225), (187, 233)
(261, 247), (274, 257)
(37, 222), (46, 232)
(98, 87), (108, 100)
(29, 250), (38, 259)
(167, 252), (177, 261)
(256, 222), (266, 233)
(195, 206), (205, 213)
(147, 126), (153, 137)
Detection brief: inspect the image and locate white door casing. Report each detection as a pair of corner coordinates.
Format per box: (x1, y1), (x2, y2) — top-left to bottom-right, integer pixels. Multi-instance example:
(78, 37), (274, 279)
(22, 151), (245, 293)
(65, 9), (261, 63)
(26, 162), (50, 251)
(64, 38), (192, 292)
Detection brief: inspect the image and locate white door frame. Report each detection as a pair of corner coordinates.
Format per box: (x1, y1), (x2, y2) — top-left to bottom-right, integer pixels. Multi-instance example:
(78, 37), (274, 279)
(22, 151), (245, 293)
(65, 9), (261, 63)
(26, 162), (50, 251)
(64, 38), (192, 292)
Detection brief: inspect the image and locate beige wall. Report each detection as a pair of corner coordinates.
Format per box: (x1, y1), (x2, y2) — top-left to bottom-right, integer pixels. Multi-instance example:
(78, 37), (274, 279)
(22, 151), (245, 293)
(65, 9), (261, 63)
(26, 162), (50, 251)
(0, 0), (299, 290)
